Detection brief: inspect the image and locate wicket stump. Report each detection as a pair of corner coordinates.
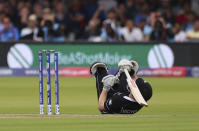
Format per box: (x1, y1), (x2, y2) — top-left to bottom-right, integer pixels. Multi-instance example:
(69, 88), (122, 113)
(39, 50), (60, 115)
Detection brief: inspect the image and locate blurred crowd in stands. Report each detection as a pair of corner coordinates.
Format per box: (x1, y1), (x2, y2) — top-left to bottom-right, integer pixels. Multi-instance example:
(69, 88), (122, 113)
(0, 0), (199, 42)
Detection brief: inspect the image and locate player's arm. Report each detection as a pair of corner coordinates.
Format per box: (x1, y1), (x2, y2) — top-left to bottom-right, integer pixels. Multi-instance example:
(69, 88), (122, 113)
(116, 59), (139, 78)
(117, 59), (141, 100)
(98, 75), (119, 111)
(98, 89), (108, 110)
(118, 59), (152, 104)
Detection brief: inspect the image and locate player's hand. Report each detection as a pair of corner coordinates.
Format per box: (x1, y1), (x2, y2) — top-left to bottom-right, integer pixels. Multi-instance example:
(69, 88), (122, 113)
(118, 59), (139, 73)
(130, 60), (139, 73)
(102, 75), (119, 91)
(118, 59), (133, 71)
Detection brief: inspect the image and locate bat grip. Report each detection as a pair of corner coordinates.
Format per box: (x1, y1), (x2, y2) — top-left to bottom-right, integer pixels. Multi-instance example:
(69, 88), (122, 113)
(124, 69), (132, 80)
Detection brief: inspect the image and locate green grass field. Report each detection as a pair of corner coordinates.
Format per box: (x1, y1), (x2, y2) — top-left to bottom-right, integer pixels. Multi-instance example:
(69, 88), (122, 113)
(0, 77), (199, 131)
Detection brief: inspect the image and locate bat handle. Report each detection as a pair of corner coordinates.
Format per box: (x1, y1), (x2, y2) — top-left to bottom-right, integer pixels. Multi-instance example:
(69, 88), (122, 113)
(124, 69), (132, 80)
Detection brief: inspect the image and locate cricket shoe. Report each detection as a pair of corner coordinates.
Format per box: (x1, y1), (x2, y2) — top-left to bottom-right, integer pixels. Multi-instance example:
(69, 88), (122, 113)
(90, 62), (108, 77)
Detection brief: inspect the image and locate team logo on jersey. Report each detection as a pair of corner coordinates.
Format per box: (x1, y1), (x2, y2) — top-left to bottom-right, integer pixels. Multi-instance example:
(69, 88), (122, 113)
(120, 107), (137, 114)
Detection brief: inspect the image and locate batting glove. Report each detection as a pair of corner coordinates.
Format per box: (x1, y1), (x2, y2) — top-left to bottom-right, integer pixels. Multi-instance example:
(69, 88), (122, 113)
(130, 60), (139, 73)
(102, 75), (119, 91)
(118, 59), (133, 71)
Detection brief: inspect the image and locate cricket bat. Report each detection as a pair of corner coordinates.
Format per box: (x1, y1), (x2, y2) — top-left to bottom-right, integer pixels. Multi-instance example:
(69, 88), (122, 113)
(124, 69), (148, 106)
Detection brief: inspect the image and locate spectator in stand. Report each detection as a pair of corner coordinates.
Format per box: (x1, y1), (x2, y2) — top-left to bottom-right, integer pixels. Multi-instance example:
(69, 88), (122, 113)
(54, 1), (66, 24)
(0, 0), (199, 42)
(185, 11), (197, 31)
(103, 9), (120, 31)
(20, 14), (42, 41)
(3, 0), (18, 23)
(191, 0), (199, 16)
(172, 0), (186, 16)
(135, 0), (146, 11)
(142, 12), (156, 41)
(173, 22), (187, 42)
(6, 0), (18, 25)
(101, 23), (123, 42)
(69, 0), (85, 39)
(186, 20), (199, 41)
(159, 0), (170, 15)
(175, 2), (195, 31)
(84, 0), (105, 23)
(33, 2), (43, 23)
(150, 20), (165, 41)
(16, 0), (25, 12)
(84, 5), (104, 41)
(85, 18), (102, 42)
(150, 19), (174, 41)
(134, 2), (149, 25)
(125, 0), (137, 20)
(0, 16), (19, 41)
(54, 1), (70, 38)
(121, 19), (143, 42)
(18, 6), (30, 31)
(14, 1), (31, 31)
(163, 8), (175, 26)
(39, 8), (65, 41)
(90, 5), (105, 22)
(116, 3), (126, 26)
(149, 0), (160, 11)
(137, 18), (148, 41)
(101, 8), (122, 41)
(0, 2), (5, 13)
(0, 12), (6, 30)
(42, 0), (50, 9)
(150, 11), (174, 41)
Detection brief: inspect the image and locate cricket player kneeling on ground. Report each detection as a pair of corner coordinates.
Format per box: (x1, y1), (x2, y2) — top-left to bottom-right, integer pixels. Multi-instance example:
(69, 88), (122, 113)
(90, 59), (152, 114)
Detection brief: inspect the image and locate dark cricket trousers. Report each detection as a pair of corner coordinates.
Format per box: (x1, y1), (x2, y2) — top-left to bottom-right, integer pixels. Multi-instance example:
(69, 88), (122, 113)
(94, 67), (108, 100)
